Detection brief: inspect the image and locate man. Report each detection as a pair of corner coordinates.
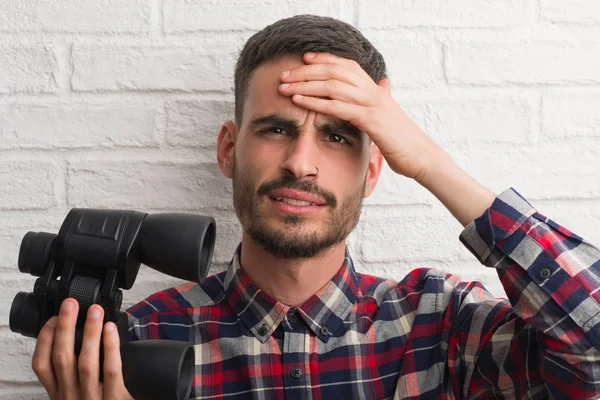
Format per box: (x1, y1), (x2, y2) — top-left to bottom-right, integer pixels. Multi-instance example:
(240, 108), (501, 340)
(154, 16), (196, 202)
(31, 14), (600, 399)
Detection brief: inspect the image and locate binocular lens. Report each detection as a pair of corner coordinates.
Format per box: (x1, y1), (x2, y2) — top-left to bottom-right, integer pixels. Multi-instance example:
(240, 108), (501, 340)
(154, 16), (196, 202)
(18, 232), (56, 277)
(120, 340), (195, 400)
(9, 292), (41, 338)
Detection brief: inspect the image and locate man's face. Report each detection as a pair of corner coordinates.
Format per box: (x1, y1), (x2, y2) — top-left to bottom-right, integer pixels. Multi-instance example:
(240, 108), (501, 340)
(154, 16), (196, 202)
(220, 55), (380, 259)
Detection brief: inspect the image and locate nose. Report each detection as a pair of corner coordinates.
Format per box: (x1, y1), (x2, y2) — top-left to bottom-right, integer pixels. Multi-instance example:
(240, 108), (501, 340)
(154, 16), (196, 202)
(280, 131), (320, 180)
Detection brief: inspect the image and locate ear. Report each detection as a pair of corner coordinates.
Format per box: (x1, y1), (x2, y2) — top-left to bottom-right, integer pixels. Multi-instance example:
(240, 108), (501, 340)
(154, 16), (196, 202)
(363, 144), (384, 198)
(217, 120), (237, 179)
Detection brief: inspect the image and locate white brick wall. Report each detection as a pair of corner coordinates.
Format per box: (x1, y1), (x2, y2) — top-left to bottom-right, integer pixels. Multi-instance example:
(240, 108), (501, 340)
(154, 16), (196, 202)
(0, 45), (59, 94)
(1, 0), (600, 397)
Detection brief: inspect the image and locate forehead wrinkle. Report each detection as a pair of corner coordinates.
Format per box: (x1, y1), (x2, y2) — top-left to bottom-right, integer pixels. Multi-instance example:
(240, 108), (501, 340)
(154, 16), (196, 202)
(243, 55), (312, 128)
(245, 58), (362, 139)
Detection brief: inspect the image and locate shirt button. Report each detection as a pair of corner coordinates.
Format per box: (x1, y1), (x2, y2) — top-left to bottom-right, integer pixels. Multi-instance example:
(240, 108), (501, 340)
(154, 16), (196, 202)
(257, 324), (268, 336)
(320, 326), (329, 336)
(540, 268), (551, 279)
(287, 312), (298, 324)
(290, 366), (303, 379)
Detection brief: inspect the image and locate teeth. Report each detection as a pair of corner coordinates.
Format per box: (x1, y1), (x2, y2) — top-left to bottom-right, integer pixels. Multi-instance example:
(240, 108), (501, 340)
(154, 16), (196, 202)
(275, 197), (315, 206)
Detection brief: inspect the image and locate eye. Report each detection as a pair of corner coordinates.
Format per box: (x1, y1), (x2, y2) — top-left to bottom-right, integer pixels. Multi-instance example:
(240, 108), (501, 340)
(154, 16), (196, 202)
(327, 134), (350, 145)
(262, 127), (287, 135)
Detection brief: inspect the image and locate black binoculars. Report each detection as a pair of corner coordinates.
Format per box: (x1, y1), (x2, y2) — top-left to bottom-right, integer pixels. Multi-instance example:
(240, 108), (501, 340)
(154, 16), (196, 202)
(9, 208), (216, 400)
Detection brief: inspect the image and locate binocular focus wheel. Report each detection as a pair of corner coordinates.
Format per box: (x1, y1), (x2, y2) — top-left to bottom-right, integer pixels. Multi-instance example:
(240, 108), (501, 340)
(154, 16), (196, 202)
(67, 275), (102, 312)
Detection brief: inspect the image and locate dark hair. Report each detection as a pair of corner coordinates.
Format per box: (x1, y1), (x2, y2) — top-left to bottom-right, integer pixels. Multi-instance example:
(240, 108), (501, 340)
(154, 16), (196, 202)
(233, 14), (387, 127)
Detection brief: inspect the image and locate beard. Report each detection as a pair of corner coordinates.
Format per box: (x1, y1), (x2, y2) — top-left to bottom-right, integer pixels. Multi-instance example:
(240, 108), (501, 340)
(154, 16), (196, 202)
(232, 155), (366, 260)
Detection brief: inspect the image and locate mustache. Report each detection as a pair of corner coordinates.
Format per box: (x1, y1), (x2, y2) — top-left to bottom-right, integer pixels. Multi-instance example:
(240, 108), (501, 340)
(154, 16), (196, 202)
(256, 175), (337, 206)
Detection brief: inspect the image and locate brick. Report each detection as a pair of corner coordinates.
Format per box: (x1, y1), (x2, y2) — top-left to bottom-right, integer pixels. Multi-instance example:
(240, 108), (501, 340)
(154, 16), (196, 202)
(0, 385), (47, 399)
(542, 93), (600, 138)
(163, 0), (346, 32)
(398, 92), (534, 144)
(166, 100), (234, 148)
(0, 210), (66, 234)
(358, 0), (530, 28)
(0, 274), (38, 325)
(363, 31), (442, 88)
(358, 174), (600, 263)
(364, 163), (434, 206)
(0, 210), (67, 270)
(72, 45), (236, 92)
(67, 161), (232, 210)
(0, 237), (18, 270)
(0, 162), (58, 210)
(0, 101), (160, 149)
(0, 46), (58, 94)
(0, 327), (38, 382)
(445, 42), (600, 85)
(541, 0), (600, 23)
(0, 0), (150, 33)
(449, 143), (600, 200)
(0, 236), (31, 272)
(358, 206), (471, 263)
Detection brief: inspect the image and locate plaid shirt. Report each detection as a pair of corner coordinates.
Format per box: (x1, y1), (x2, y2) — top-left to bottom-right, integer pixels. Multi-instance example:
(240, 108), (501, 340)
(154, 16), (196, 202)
(126, 188), (600, 399)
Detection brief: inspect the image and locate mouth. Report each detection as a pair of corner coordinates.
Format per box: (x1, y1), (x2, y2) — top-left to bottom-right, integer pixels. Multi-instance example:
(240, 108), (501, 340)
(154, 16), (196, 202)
(272, 197), (319, 206)
(268, 197), (326, 215)
(267, 189), (328, 215)
(268, 188), (327, 205)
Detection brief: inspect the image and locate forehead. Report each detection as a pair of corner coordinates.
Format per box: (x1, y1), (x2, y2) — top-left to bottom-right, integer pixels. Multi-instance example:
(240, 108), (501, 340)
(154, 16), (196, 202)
(243, 54), (338, 126)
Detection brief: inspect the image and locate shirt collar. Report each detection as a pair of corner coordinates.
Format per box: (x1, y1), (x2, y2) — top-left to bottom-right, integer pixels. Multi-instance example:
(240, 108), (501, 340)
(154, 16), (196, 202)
(223, 243), (360, 343)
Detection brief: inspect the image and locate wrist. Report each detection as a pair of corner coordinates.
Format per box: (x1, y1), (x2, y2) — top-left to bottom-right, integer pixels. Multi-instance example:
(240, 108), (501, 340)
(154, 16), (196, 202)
(415, 149), (495, 227)
(414, 145), (455, 190)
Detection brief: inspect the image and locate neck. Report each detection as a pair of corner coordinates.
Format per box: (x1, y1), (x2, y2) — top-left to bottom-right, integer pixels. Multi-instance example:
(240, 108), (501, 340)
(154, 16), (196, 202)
(238, 233), (346, 307)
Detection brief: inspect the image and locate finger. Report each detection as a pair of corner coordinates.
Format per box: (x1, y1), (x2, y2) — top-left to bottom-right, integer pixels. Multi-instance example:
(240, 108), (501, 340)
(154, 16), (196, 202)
(279, 80), (369, 106)
(302, 52), (373, 81)
(291, 94), (364, 126)
(52, 299), (80, 398)
(78, 305), (104, 399)
(102, 322), (129, 399)
(378, 78), (392, 92)
(32, 316), (59, 398)
(280, 62), (365, 88)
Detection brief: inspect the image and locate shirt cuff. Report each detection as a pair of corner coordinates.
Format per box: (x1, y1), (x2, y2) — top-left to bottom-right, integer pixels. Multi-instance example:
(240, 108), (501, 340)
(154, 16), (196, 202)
(459, 188), (537, 264)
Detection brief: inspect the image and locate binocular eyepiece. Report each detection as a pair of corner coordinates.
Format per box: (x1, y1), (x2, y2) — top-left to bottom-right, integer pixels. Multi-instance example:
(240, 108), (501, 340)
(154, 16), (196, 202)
(9, 208), (216, 400)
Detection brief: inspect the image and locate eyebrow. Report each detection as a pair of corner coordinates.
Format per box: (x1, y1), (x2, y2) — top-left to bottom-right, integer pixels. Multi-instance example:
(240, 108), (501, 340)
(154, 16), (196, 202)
(248, 114), (364, 143)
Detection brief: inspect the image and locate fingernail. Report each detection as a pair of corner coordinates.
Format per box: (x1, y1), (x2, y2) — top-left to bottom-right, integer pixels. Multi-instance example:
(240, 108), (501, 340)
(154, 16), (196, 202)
(281, 70), (290, 78)
(89, 307), (101, 319)
(280, 83), (290, 88)
(61, 301), (74, 312)
(47, 316), (57, 327)
(305, 52), (316, 59)
(104, 322), (115, 333)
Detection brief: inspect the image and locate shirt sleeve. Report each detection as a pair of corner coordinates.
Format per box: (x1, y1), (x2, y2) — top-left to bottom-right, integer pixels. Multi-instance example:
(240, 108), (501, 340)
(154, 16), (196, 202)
(457, 187), (600, 398)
